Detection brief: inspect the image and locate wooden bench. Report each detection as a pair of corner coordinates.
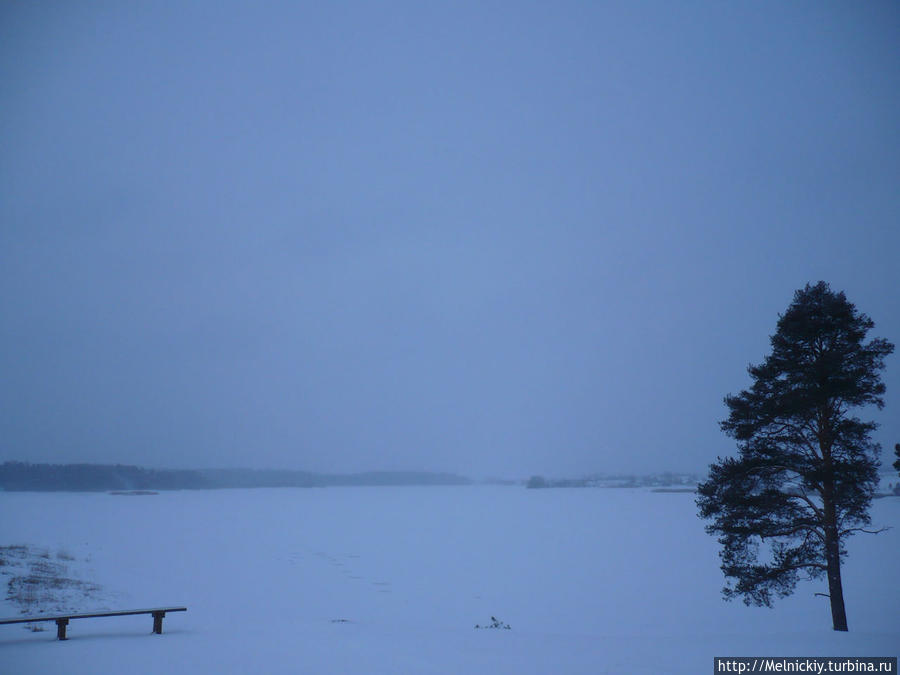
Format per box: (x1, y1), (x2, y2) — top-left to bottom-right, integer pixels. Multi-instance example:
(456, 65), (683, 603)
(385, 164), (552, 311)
(0, 607), (187, 640)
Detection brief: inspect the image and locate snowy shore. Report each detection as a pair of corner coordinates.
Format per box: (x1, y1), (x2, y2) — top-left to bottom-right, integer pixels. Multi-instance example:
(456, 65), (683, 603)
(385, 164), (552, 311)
(1, 487), (897, 674)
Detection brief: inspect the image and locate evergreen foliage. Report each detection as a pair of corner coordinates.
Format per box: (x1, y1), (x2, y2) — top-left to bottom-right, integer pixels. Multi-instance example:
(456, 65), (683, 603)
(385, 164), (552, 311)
(0, 462), (472, 491)
(0, 461), (205, 491)
(697, 282), (893, 631)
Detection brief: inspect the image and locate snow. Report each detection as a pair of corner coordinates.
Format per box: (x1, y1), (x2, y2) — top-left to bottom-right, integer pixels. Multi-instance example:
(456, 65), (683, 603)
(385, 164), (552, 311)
(1, 487), (897, 673)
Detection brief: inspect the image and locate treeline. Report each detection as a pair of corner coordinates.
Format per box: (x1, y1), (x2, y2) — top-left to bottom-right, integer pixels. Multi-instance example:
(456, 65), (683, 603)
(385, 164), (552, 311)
(0, 461), (205, 491)
(526, 472), (700, 489)
(199, 468), (471, 488)
(0, 462), (472, 492)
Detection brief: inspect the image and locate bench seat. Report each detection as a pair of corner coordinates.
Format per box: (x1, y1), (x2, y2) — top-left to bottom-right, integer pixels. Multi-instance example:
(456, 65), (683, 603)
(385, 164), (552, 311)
(0, 607), (187, 639)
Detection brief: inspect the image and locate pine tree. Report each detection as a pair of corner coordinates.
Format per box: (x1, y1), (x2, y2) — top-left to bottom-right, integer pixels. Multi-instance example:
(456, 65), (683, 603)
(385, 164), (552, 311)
(697, 282), (894, 631)
(893, 443), (900, 476)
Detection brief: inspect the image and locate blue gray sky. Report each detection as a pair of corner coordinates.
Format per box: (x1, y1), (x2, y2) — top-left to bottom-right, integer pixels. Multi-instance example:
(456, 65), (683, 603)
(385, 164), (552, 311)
(2, 2), (898, 478)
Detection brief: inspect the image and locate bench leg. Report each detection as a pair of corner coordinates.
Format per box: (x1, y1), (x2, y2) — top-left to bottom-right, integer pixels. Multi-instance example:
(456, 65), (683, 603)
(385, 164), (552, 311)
(56, 618), (68, 640)
(152, 611), (165, 634)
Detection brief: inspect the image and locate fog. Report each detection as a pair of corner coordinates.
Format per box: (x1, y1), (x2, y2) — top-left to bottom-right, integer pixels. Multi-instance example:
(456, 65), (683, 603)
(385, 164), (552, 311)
(2, 2), (898, 478)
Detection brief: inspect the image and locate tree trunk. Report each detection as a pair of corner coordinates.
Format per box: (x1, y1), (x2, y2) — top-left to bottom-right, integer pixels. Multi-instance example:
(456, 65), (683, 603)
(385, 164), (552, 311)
(824, 529), (848, 631)
(822, 482), (848, 631)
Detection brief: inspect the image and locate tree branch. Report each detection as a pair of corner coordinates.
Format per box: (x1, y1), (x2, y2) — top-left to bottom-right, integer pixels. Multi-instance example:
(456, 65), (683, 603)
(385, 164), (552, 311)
(786, 491), (825, 521)
(839, 526), (890, 536)
(777, 562), (828, 573)
(763, 523), (825, 541)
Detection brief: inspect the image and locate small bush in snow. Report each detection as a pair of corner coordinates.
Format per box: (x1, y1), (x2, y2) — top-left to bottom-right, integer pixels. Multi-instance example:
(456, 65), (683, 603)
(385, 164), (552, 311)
(475, 616), (510, 630)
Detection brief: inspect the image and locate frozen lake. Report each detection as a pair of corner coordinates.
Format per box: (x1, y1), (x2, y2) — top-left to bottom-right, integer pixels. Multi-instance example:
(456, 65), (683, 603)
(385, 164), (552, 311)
(1, 486), (897, 673)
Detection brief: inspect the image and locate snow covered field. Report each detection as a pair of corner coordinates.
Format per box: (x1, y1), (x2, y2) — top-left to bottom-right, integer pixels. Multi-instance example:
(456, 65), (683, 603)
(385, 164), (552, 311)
(1, 487), (897, 674)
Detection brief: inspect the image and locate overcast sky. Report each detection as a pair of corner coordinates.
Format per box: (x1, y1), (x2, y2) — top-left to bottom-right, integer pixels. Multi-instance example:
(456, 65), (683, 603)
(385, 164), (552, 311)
(1, 2), (898, 479)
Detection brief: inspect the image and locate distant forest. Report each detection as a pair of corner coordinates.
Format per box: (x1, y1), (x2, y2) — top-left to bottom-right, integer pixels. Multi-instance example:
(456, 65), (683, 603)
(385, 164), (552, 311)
(0, 462), (472, 492)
